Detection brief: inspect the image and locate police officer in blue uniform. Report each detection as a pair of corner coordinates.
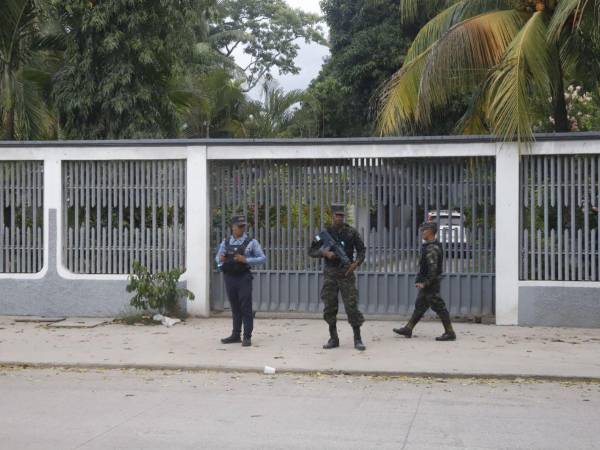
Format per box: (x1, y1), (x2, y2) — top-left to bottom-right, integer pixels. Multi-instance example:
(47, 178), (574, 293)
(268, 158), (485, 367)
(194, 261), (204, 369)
(215, 214), (266, 347)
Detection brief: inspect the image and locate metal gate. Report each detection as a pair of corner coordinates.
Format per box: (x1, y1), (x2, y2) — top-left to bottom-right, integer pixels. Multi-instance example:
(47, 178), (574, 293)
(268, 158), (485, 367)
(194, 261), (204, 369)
(210, 157), (495, 317)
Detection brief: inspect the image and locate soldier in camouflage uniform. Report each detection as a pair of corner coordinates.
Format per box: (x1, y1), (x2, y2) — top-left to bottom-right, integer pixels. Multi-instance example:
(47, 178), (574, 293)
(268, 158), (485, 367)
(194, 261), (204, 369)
(393, 222), (456, 341)
(309, 204), (366, 351)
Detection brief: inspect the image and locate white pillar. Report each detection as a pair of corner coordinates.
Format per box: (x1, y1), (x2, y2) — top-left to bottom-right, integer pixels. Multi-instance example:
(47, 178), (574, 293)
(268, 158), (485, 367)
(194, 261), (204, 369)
(43, 153), (62, 276)
(495, 145), (520, 325)
(185, 146), (211, 317)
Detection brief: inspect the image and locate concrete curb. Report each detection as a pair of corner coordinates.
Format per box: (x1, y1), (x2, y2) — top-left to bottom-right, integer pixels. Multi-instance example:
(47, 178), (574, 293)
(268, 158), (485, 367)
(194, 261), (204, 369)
(2, 361), (599, 383)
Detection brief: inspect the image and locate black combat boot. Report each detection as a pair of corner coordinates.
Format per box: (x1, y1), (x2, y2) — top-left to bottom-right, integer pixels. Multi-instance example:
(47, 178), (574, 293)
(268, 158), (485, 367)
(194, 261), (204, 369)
(393, 326), (413, 338)
(435, 311), (456, 341)
(221, 334), (242, 344)
(242, 337), (252, 347)
(353, 326), (366, 351)
(323, 324), (339, 349)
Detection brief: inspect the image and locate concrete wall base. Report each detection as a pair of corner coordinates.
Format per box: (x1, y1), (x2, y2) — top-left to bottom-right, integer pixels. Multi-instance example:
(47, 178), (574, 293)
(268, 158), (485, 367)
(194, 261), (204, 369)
(519, 286), (600, 328)
(0, 210), (186, 317)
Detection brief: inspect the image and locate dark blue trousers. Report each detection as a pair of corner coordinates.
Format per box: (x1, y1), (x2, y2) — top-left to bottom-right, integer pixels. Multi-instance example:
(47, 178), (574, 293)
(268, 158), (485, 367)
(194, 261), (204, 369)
(224, 272), (254, 339)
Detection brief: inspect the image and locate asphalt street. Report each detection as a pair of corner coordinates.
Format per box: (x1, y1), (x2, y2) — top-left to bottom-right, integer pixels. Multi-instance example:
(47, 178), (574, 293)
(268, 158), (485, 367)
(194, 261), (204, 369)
(1, 368), (599, 450)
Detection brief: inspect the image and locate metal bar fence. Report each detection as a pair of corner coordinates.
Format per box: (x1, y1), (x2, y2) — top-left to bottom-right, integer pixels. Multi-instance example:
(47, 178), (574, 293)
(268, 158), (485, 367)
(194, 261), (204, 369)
(210, 158), (495, 273)
(0, 161), (44, 273)
(520, 154), (600, 281)
(62, 160), (186, 274)
(210, 158), (496, 315)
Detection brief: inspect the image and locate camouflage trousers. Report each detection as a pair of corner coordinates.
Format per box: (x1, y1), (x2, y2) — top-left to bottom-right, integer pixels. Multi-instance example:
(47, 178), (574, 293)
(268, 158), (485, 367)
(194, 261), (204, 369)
(321, 267), (365, 328)
(407, 284), (451, 329)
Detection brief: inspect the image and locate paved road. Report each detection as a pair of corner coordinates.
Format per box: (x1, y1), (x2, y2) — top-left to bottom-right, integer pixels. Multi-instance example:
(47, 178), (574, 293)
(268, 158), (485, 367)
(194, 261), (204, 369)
(1, 368), (599, 450)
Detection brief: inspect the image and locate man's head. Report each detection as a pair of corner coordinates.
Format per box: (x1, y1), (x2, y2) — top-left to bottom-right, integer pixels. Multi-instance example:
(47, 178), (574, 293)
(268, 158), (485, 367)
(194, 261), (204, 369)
(331, 204), (345, 228)
(420, 221), (438, 241)
(231, 214), (247, 238)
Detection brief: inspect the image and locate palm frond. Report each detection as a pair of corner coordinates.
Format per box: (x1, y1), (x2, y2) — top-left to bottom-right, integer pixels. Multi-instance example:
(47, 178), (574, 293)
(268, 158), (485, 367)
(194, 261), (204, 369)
(417, 10), (526, 123)
(486, 11), (552, 143)
(378, 9), (525, 135)
(400, 0), (459, 24)
(455, 85), (489, 134)
(376, 49), (431, 135)
(406, 0), (515, 60)
(548, 0), (584, 41)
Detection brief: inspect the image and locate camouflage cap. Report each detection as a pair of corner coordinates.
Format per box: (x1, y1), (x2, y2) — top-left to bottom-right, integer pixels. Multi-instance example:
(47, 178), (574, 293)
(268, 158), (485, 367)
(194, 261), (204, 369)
(419, 221), (438, 233)
(331, 203), (345, 215)
(231, 214), (247, 225)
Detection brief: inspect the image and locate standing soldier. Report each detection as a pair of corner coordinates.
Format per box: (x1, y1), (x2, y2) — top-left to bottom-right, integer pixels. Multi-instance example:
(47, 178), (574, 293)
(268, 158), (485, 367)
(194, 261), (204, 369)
(393, 222), (456, 341)
(215, 214), (266, 347)
(309, 204), (366, 351)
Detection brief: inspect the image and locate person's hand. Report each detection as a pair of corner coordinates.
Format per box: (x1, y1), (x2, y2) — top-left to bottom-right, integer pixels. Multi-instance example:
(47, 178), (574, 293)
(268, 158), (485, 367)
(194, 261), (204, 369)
(322, 250), (336, 260)
(345, 261), (359, 276)
(219, 254), (226, 262)
(415, 283), (425, 289)
(234, 254), (247, 264)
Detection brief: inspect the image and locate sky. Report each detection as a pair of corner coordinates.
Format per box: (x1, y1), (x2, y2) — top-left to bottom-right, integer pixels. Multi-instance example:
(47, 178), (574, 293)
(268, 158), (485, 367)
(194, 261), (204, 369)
(239, 0), (330, 100)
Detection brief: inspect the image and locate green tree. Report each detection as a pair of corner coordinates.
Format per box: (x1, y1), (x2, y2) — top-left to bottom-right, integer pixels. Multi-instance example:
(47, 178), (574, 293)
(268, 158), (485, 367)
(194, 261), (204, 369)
(377, 0), (600, 142)
(290, 0), (437, 137)
(173, 69), (246, 138)
(239, 82), (305, 137)
(51, 0), (201, 139)
(208, 0), (326, 92)
(0, 0), (57, 140)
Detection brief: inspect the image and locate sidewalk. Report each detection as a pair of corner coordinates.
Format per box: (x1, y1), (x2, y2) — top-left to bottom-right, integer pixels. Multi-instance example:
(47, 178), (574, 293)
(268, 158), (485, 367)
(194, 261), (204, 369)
(1, 316), (599, 380)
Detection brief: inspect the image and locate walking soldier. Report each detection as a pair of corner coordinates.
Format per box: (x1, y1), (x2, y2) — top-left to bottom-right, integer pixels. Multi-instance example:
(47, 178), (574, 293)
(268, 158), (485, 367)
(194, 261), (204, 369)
(309, 204), (367, 351)
(393, 222), (456, 341)
(215, 214), (266, 347)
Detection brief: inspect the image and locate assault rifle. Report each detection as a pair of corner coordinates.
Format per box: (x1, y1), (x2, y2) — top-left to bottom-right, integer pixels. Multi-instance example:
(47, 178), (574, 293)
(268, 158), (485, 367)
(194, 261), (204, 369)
(316, 230), (351, 266)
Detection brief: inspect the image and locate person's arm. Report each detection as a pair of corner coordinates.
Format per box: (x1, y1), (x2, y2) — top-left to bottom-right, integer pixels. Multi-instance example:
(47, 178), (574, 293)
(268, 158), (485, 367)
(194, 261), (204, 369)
(215, 240), (226, 267)
(309, 236), (324, 258)
(244, 240), (266, 267)
(420, 246), (442, 288)
(353, 229), (366, 266)
(344, 229), (365, 275)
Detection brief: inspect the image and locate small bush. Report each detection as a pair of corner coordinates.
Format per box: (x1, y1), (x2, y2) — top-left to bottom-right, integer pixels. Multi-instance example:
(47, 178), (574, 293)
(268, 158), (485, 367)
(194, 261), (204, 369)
(126, 261), (194, 317)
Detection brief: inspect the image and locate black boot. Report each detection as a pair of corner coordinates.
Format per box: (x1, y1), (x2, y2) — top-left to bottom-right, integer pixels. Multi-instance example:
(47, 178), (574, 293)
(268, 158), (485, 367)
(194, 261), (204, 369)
(323, 324), (339, 349)
(353, 326), (366, 351)
(221, 334), (241, 344)
(435, 311), (456, 341)
(393, 326), (413, 338)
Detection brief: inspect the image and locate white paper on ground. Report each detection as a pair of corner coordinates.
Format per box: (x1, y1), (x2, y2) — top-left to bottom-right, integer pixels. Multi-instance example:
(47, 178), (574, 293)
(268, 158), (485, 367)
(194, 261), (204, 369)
(153, 314), (181, 327)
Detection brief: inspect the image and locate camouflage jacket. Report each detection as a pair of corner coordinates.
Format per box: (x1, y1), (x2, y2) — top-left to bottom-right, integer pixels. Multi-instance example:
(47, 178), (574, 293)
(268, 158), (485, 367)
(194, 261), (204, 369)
(309, 224), (366, 269)
(416, 240), (444, 288)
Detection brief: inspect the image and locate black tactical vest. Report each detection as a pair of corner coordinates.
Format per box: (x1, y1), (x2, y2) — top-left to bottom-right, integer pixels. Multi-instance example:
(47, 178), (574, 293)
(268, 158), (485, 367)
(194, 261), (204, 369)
(221, 237), (252, 275)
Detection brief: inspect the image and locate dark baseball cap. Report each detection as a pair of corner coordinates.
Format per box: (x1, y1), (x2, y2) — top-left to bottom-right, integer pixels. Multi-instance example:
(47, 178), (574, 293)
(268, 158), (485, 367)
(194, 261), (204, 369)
(231, 214), (247, 225)
(419, 221), (438, 233)
(331, 204), (345, 215)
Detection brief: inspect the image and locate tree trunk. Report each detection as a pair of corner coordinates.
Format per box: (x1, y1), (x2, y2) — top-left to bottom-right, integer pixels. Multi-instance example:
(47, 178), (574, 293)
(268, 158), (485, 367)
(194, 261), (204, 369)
(553, 55), (570, 132)
(5, 107), (15, 140)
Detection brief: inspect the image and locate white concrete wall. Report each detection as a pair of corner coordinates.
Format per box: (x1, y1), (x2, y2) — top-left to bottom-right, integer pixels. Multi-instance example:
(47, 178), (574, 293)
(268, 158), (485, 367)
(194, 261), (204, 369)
(1, 137), (599, 323)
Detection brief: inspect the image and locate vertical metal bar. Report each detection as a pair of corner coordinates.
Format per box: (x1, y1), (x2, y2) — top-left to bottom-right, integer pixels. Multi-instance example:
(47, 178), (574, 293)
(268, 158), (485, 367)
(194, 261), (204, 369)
(543, 156), (549, 280)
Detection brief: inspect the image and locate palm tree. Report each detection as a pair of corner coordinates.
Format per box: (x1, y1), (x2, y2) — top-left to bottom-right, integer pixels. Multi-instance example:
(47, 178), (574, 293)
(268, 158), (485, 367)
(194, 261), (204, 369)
(377, 0), (600, 142)
(0, 0), (57, 140)
(172, 69), (247, 138)
(241, 82), (305, 138)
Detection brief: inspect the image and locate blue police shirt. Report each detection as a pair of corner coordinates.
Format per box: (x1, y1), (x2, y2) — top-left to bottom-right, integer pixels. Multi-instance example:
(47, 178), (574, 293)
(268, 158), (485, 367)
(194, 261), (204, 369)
(215, 234), (266, 268)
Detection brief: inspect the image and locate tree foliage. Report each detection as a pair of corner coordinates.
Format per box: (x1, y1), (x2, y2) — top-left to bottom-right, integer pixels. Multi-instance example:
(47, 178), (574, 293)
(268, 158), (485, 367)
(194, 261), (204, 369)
(0, 0), (57, 140)
(377, 0), (600, 142)
(289, 0), (460, 137)
(209, 0), (326, 92)
(51, 0), (201, 139)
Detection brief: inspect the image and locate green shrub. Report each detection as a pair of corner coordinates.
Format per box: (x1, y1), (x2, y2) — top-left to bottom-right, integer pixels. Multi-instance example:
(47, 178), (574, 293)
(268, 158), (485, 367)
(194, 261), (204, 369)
(126, 261), (194, 317)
